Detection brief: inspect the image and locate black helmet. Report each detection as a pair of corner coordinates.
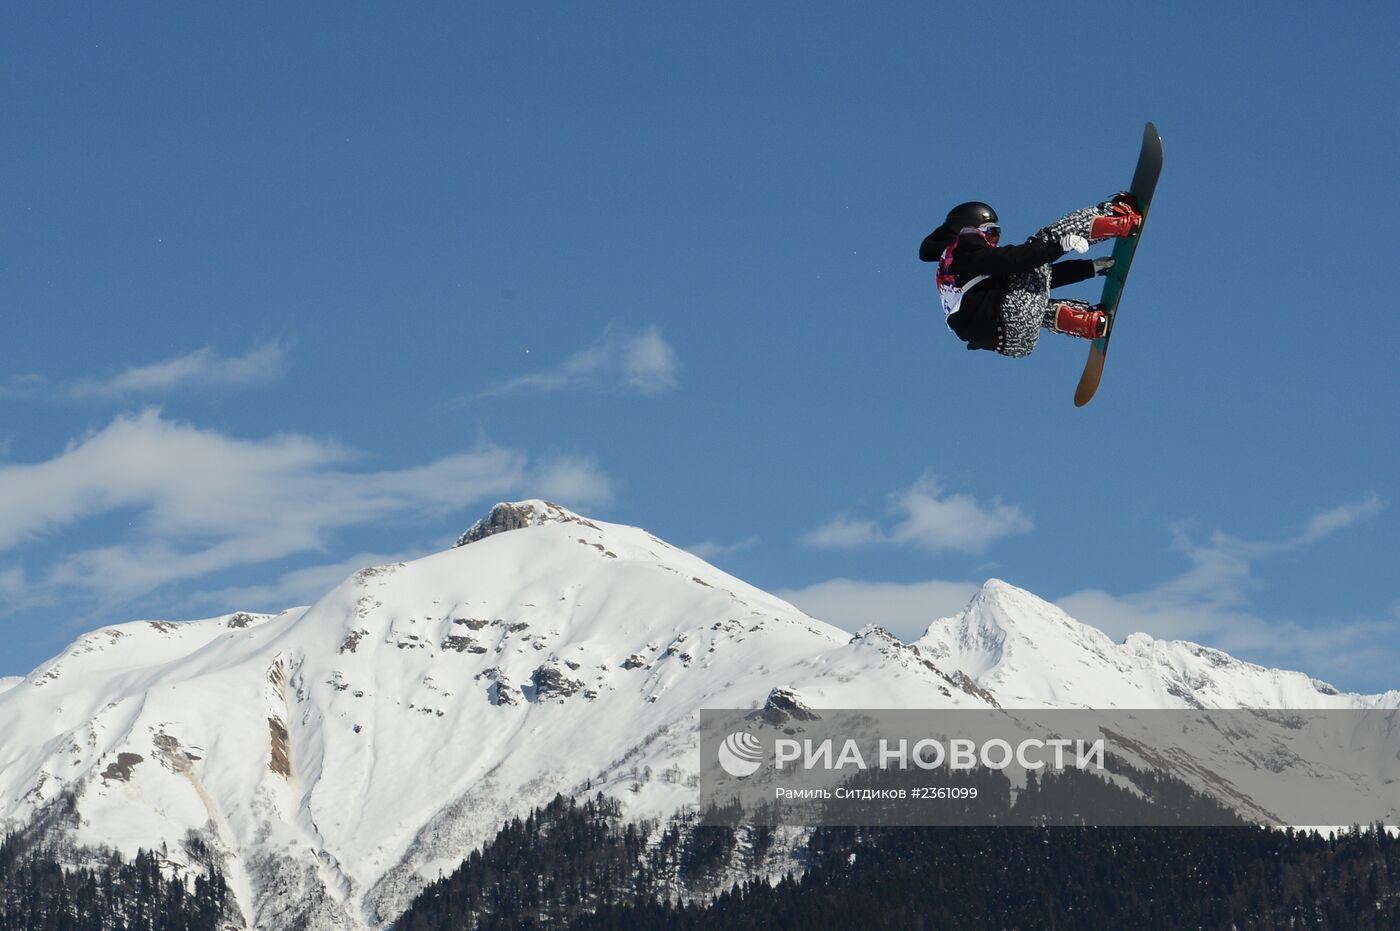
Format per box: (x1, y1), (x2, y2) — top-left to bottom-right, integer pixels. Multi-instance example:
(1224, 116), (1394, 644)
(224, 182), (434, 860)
(945, 201), (998, 229)
(919, 201), (999, 262)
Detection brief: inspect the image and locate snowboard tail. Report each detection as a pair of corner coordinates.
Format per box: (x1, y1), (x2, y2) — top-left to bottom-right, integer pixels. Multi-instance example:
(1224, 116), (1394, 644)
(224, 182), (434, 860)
(1073, 122), (1164, 407)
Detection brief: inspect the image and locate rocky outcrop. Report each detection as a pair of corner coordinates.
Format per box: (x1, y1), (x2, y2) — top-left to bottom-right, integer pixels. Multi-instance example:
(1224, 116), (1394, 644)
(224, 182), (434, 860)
(757, 687), (819, 726)
(531, 664), (584, 702)
(489, 680), (518, 706)
(441, 635), (487, 654)
(268, 717), (291, 777)
(454, 501), (598, 547)
(476, 668), (519, 706)
(100, 753), (143, 782)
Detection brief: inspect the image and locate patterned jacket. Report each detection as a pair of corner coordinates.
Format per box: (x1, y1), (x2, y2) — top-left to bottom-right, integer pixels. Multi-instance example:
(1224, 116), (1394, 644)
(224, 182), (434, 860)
(922, 230), (1093, 352)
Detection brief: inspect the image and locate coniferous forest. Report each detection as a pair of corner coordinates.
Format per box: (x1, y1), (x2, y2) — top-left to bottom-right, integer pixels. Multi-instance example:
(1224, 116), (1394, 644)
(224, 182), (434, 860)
(5, 795), (1397, 929)
(397, 794), (1400, 931)
(0, 833), (230, 931)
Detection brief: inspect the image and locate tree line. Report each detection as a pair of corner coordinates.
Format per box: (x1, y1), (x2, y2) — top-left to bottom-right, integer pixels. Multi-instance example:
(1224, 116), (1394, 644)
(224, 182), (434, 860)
(397, 792), (1400, 930)
(0, 832), (231, 931)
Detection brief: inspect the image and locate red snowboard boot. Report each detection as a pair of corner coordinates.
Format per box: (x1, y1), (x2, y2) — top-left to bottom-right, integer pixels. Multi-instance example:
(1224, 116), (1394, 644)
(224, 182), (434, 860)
(1051, 303), (1111, 340)
(1090, 200), (1143, 239)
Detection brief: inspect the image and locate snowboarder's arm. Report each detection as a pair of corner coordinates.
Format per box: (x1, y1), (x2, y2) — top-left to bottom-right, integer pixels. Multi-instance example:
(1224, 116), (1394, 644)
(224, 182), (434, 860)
(1049, 259), (1096, 289)
(958, 235), (1065, 277)
(919, 232), (942, 263)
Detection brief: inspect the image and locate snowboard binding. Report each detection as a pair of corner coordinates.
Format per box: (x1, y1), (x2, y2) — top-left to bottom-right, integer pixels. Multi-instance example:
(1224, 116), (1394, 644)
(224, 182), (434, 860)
(1051, 303), (1111, 340)
(1090, 205), (1142, 240)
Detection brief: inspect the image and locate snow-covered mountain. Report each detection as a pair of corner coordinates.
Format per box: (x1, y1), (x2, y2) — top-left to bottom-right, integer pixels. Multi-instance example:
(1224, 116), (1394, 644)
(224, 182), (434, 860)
(919, 579), (1400, 710)
(0, 502), (987, 929)
(1, 501), (1394, 930)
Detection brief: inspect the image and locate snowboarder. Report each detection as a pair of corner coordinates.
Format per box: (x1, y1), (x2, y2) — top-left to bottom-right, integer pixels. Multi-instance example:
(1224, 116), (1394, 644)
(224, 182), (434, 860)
(920, 195), (1142, 357)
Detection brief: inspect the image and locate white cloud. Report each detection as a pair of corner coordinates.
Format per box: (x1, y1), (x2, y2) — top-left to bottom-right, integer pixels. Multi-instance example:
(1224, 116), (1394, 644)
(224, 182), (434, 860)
(1, 344), (285, 400)
(0, 566), (24, 599)
(0, 409), (612, 605)
(617, 327), (681, 394)
(1297, 493), (1386, 546)
(66, 342), (286, 398)
(0, 374), (49, 399)
(780, 496), (1395, 688)
(804, 474), (1032, 554)
(527, 456), (616, 506)
(776, 577), (981, 642)
(472, 324), (679, 398)
(183, 549), (424, 615)
(683, 537), (759, 561)
(1060, 584), (1400, 689)
(802, 518), (883, 548)
(1056, 495), (1393, 685)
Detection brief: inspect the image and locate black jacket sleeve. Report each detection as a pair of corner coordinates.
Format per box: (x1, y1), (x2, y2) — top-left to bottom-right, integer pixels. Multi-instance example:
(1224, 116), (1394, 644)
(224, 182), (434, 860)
(919, 226), (954, 262)
(956, 235), (1066, 277)
(1049, 259), (1096, 289)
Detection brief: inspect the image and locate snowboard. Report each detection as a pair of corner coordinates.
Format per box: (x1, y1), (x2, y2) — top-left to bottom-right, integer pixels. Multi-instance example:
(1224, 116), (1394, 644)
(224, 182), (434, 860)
(1073, 122), (1164, 407)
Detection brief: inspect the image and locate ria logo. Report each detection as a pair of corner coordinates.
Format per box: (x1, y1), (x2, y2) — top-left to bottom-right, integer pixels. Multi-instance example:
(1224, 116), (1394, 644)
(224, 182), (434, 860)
(718, 732), (763, 777)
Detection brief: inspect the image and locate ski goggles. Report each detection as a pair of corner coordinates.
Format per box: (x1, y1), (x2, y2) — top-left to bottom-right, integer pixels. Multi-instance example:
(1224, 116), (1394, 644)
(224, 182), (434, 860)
(977, 222), (1001, 244)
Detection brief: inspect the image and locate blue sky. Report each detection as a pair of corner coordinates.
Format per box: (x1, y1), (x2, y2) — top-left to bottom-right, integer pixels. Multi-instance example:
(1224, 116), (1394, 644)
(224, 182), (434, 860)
(3, 2), (1399, 692)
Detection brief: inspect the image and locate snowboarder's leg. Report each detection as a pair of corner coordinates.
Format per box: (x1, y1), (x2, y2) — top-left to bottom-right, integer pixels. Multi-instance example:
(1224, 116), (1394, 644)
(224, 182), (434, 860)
(1044, 300), (1110, 340)
(1001, 281), (1111, 355)
(1034, 195), (1142, 246)
(997, 195), (1133, 355)
(996, 266), (1052, 358)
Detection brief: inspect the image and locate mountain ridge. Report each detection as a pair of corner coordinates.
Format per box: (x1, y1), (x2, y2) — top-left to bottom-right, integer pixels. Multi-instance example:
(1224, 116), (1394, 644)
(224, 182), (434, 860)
(919, 577), (1399, 709)
(1, 501), (1393, 930)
